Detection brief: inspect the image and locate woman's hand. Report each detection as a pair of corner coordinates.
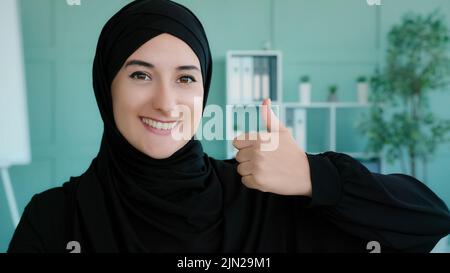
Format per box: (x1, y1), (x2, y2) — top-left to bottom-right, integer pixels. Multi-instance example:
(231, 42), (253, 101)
(232, 98), (312, 197)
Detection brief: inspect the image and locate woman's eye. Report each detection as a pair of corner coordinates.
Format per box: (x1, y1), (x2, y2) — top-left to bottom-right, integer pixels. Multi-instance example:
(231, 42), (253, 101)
(129, 71), (151, 81)
(178, 75), (196, 84)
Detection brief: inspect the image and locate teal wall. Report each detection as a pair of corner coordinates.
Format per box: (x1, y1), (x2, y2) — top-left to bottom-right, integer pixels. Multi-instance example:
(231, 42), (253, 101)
(1, 0), (450, 252)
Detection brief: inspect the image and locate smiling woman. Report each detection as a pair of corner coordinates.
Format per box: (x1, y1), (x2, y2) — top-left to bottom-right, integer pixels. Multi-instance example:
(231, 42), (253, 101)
(7, 0), (450, 253)
(111, 33), (204, 159)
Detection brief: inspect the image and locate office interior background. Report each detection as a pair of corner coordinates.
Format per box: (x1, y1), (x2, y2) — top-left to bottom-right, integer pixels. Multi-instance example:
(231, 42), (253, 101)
(1, 0), (450, 252)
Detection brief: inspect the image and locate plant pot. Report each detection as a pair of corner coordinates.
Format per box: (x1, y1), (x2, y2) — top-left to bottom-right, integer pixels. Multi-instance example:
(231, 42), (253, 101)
(327, 93), (338, 102)
(357, 82), (369, 104)
(299, 83), (311, 104)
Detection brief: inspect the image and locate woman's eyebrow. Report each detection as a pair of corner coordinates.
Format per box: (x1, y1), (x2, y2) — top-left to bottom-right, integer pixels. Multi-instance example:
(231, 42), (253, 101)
(125, 59), (154, 68)
(176, 65), (201, 72)
(125, 59), (200, 72)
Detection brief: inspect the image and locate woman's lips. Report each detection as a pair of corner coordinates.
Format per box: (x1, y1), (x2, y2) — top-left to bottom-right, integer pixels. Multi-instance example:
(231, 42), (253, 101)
(141, 116), (179, 123)
(140, 116), (180, 136)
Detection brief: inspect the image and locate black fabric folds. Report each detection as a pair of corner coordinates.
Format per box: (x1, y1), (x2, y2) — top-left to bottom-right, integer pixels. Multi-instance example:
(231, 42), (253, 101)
(89, 0), (222, 252)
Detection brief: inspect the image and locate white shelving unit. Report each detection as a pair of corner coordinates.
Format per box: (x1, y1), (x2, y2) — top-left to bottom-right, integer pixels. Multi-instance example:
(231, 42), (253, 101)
(226, 50), (282, 159)
(225, 50), (379, 170)
(282, 101), (381, 172)
(282, 102), (370, 156)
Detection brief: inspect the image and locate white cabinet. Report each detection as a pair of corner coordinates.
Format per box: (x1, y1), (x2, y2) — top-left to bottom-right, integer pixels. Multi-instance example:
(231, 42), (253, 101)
(226, 50), (282, 159)
(282, 102), (381, 172)
(282, 102), (369, 153)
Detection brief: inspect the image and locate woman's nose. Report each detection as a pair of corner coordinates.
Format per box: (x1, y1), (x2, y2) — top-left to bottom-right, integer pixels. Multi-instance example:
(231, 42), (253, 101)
(151, 83), (177, 113)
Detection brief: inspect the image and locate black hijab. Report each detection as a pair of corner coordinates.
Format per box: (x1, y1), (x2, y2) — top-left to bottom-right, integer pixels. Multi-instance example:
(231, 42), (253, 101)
(87, 0), (223, 252)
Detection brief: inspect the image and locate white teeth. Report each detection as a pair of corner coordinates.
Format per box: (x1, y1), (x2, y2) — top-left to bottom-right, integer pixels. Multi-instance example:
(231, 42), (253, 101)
(141, 117), (178, 130)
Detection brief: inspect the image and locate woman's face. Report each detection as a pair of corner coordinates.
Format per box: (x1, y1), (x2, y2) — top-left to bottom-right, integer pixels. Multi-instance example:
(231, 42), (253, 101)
(111, 33), (204, 159)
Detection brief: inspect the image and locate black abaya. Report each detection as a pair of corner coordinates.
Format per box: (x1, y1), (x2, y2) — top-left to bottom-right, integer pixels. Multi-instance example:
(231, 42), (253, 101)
(8, 151), (450, 252)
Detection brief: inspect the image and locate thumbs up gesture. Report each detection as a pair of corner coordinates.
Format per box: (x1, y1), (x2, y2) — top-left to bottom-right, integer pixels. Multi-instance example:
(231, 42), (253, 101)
(232, 98), (312, 196)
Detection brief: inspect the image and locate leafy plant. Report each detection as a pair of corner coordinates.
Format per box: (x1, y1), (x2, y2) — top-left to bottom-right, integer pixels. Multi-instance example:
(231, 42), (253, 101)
(358, 10), (450, 180)
(329, 84), (337, 94)
(357, 76), (367, 83)
(300, 75), (310, 83)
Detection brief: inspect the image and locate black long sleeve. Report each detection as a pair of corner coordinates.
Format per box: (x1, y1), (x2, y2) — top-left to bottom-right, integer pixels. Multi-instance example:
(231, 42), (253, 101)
(8, 188), (69, 253)
(306, 151), (450, 252)
(8, 195), (46, 253)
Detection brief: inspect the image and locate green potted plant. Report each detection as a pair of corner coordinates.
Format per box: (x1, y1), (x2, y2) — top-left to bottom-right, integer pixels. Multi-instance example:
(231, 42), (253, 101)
(327, 84), (338, 102)
(358, 10), (450, 181)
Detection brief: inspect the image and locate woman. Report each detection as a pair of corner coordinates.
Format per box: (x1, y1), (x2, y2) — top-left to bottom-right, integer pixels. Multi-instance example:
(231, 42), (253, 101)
(8, 0), (450, 253)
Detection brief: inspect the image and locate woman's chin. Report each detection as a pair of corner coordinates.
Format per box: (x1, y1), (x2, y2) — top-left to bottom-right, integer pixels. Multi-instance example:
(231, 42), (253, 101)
(140, 140), (185, 159)
(142, 148), (174, 159)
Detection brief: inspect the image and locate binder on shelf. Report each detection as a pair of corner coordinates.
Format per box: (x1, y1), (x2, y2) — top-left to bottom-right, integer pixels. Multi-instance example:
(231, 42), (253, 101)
(234, 105), (247, 136)
(293, 109), (307, 150)
(229, 57), (242, 102)
(247, 105), (259, 132)
(269, 57), (277, 101)
(241, 56), (253, 102)
(285, 108), (295, 136)
(261, 57), (270, 100)
(252, 57), (262, 101)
